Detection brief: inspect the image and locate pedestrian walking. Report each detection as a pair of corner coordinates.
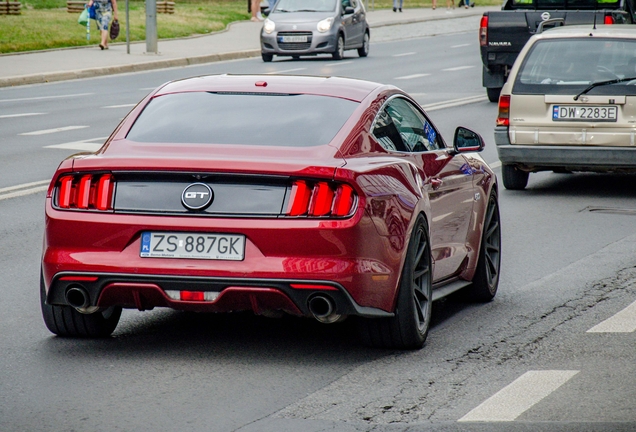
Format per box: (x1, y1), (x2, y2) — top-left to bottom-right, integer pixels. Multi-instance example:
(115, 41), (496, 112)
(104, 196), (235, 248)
(393, 0), (403, 12)
(251, 0), (262, 21)
(87, 0), (118, 50)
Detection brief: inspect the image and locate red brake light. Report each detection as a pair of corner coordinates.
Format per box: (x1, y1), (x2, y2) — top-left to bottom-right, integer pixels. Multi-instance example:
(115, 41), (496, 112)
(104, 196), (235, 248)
(604, 15), (614, 24)
(180, 291), (205, 301)
(287, 180), (356, 218)
(497, 95), (511, 126)
(55, 173), (114, 211)
(479, 15), (488, 47)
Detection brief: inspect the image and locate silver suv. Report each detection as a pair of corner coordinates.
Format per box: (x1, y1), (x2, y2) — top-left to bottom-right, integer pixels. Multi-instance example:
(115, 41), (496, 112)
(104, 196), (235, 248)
(495, 25), (636, 189)
(260, 0), (370, 62)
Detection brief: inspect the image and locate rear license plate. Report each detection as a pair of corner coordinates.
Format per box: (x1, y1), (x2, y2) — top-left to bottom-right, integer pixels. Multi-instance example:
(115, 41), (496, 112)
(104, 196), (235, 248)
(281, 35), (307, 43)
(140, 232), (245, 260)
(552, 105), (618, 122)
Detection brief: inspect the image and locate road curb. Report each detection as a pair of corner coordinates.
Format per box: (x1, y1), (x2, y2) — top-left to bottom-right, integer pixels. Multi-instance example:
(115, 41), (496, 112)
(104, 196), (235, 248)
(0, 9), (486, 88)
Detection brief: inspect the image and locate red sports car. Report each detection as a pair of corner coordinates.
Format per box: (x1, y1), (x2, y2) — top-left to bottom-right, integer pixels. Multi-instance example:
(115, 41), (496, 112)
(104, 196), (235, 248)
(40, 74), (500, 349)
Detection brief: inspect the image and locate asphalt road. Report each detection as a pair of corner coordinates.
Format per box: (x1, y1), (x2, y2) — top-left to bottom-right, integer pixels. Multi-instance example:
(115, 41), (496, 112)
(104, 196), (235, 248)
(1, 28), (636, 432)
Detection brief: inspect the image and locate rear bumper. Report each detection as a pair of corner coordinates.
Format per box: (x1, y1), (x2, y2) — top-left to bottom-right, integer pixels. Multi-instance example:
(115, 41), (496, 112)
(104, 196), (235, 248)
(495, 126), (636, 170)
(44, 272), (393, 318)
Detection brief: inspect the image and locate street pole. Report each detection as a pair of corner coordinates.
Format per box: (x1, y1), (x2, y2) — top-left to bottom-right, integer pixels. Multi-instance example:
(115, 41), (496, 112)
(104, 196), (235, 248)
(146, 0), (158, 54)
(126, 0), (130, 54)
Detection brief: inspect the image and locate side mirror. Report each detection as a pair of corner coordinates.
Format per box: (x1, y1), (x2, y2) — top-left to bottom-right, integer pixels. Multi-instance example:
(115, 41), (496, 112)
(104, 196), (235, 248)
(453, 127), (484, 153)
(343, 6), (355, 14)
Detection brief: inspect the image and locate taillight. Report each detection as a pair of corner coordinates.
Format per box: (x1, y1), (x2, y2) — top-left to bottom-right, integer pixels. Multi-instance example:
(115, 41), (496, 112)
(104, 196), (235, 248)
(604, 15), (614, 25)
(479, 15), (488, 47)
(54, 173), (114, 211)
(286, 180), (356, 218)
(497, 95), (511, 126)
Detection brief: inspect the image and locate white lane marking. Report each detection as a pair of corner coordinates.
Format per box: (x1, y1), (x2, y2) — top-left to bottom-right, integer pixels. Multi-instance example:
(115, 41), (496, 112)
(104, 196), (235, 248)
(0, 180), (49, 201)
(264, 68), (306, 74)
(393, 52), (416, 57)
(451, 43), (470, 48)
(0, 112), (46, 119)
(20, 125), (89, 136)
(458, 370), (579, 422)
(45, 136), (107, 152)
(103, 104), (137, 109)
(587, 300), (636, 333)
(443, 65), (475, 72)
(395, 73), (430, 80)
(0, 93), (93, 103)
(422, 95), (488, 111)
(490, 161), (502, 169)
(0, 179), (49, 194)
(325, 60), (353, 67)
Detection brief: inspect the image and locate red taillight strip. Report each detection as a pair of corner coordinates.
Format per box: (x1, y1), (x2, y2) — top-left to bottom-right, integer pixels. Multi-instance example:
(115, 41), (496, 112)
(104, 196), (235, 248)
(479, 15), (488, 47)
(290, 283), (338, 291)
(287, 180), (356, 218)
(96, 174), (113, 211)
(59, 276), (99, 282)
(58, 176), (74, 208)
(309, 182), (334, 216)
(55, 173), (114, 211)
(497, 95), (511, 126)
(332, 184), (354, 216)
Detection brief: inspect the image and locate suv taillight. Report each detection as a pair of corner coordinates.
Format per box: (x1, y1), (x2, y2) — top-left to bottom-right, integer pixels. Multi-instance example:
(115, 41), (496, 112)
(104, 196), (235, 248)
(286, 180), (356, 217)
(56, 173), (114, 211)
(497, 95), (511, 126)
(479, 15), (488, 47)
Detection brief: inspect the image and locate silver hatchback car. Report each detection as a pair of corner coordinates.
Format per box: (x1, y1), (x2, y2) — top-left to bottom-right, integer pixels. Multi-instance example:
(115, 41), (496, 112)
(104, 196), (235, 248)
(260, 0), (370, 62)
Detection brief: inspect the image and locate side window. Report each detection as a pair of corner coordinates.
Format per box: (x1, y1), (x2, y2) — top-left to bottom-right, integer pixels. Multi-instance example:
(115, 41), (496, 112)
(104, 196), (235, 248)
(373, 97), (441, 153)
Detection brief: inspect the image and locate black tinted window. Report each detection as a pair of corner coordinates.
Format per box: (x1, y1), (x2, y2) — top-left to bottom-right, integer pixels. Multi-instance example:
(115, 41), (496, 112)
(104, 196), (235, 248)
(514, 38), (636, 95)
(126, 92), (359, 146)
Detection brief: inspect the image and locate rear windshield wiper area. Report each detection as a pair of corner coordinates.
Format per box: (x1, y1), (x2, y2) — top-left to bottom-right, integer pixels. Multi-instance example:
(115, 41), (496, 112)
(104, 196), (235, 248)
(574, 76), (636, 100)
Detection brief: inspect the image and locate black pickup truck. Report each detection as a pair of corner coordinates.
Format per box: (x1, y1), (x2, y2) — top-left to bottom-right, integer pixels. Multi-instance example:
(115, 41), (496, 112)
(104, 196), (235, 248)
(480, 0), (635, 102)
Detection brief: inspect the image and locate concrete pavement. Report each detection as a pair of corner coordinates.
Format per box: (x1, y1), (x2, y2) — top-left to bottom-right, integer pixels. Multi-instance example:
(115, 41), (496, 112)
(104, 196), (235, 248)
(0, 6), (497, 88)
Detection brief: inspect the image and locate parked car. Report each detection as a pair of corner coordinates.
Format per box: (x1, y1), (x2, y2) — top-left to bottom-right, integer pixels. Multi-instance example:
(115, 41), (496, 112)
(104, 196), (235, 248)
(495, 25), (636, 189)
(260, 0), (370, 62)
(40, 74), (500, 350)
(479, 0), (634, 102)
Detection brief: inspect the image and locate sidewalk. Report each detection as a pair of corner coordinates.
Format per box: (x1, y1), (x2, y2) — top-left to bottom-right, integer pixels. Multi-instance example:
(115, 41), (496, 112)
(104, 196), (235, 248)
(0, 6), (496, 88)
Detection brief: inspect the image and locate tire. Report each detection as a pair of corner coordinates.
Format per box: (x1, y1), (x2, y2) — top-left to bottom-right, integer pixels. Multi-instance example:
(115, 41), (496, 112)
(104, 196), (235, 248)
(40, 271), (122, 337)
(487, 87), (501, 103)
(332, 35), (344, 60)
(502, 164), (529, 190)
(261, 53), (273, 62)
(466, 191), (501, 302)
(357, 32), (370, 57)
(358, 215), (432, 349)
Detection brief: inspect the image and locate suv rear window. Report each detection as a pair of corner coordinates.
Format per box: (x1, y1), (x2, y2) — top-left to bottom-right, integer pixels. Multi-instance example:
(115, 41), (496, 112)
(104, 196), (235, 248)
(513, 37), (636, 95)
(126, 92), (359, 147)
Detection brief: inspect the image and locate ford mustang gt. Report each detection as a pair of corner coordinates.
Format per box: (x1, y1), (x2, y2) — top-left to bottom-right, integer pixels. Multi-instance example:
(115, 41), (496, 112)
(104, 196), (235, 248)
(40, 74), (501, 349)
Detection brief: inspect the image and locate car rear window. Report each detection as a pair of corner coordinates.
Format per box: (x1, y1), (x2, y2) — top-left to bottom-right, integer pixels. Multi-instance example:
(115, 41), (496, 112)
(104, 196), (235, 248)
(514, 37), (636, 95)
(126, 92), (359, 146)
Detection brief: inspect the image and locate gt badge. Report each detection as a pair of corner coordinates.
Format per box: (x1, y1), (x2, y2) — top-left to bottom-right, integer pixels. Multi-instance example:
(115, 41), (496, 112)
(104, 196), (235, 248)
(181, 183), (214, 210)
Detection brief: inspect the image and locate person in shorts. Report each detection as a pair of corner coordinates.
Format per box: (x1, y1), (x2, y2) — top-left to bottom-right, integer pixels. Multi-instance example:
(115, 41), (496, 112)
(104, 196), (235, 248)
(88, 0), (119, 50)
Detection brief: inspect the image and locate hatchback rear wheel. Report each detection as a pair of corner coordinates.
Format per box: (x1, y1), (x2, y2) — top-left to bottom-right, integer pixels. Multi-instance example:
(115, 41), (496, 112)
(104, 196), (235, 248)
(358, 215), (432, 349)
(502, 164), (529, 190)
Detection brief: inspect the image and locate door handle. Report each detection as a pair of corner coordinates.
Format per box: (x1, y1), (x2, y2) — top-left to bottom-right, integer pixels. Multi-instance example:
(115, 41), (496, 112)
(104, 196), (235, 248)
(430, 178), (443, 190)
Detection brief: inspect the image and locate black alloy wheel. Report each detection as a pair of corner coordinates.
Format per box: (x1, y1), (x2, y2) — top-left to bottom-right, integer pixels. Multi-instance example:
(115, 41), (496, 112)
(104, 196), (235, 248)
(332, 35), (345, 60)
(40, 271), (122, 337)
(502, 164), (529, 190)
(358, 215), (432, 349)
(467, 191), (501, 302)
(357, 32), (369, 57)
